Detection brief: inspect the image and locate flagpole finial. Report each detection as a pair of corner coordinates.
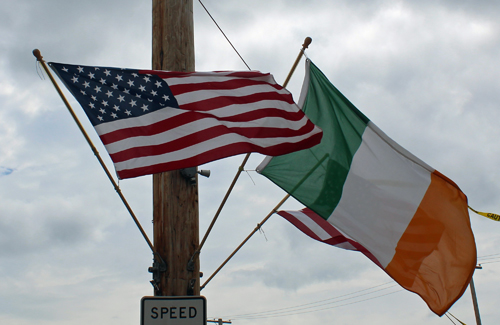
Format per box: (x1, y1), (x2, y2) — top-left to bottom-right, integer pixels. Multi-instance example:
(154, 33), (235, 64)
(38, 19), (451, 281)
(303, 37), (312, 49)
(33, 49), (43, 61)
(282, 37), (313, 88)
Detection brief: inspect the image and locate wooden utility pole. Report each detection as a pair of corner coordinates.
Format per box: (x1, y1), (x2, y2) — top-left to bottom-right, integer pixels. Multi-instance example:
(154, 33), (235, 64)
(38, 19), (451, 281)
(151, 0), (200, 297)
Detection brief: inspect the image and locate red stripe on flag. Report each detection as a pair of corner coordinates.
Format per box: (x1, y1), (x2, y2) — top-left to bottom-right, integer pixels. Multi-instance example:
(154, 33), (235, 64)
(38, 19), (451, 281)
(168, 78), (283, 95)
(141, 70), (270, 79)
(179, 92), (295, 112)
(99, 108), (309, 145)
(108, 122), (319, 163)
(278, 208), (383, 268)
(115, 137), (322, 179)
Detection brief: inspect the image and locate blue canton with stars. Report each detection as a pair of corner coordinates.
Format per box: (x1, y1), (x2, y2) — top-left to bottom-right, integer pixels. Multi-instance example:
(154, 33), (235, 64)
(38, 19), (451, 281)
(49, 62), (179, 126)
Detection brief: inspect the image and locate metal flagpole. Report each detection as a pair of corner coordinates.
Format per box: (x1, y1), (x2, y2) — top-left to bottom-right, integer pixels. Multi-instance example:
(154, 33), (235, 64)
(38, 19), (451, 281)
(470, 265), (482, 325)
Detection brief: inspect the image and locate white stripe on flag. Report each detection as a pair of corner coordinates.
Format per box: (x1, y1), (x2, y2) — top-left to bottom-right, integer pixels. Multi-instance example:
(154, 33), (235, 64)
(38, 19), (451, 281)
(285, 210), (332, 241)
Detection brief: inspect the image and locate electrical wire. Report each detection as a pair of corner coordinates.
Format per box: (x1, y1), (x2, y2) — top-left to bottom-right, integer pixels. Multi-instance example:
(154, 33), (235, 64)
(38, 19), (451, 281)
(478, 252), (500, 259)
(478, 252), (500, 265)
(215, 281), (400, 320)
(197, 0), (251, 70)
(478, 259), (500, 265)
(223, 281), (396, 318)
(478, 256), (500, 261)
(226, 290), (402, 320)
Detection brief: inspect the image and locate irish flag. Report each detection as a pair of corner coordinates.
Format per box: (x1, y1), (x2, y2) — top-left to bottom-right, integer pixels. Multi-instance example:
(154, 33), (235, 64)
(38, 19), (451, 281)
(257, 60), (476, 316)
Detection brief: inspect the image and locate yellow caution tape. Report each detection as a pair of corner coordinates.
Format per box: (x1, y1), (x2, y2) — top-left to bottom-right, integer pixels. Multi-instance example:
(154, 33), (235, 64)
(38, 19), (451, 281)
(469, 206), (500, 221)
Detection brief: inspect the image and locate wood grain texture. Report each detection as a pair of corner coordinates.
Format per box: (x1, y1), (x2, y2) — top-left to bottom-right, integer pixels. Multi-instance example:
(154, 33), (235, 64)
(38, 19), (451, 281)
(152, 0), (199, 296)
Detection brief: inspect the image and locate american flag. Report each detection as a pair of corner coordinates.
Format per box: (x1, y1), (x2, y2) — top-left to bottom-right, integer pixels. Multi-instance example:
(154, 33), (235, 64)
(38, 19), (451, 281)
(49, 62), (322, 179)
(277, 208), (383, 267)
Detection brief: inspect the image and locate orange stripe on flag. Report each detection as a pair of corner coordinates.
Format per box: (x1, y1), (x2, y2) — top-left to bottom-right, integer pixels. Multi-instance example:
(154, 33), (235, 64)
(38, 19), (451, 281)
(385, 171), (476, 316)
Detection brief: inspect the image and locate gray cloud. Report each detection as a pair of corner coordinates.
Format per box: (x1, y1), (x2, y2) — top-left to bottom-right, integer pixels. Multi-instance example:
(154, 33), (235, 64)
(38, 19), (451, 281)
(1, 1), (499, 324)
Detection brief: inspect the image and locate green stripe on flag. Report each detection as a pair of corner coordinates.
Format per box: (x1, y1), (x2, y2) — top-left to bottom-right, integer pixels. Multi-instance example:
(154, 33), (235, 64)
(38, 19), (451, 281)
(259, 60), (369, 218)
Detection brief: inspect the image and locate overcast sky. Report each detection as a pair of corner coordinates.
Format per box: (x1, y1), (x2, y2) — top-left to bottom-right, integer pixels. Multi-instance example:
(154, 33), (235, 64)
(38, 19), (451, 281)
(1, 0), (500, 324)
